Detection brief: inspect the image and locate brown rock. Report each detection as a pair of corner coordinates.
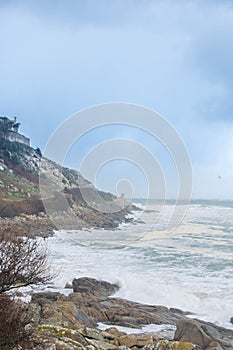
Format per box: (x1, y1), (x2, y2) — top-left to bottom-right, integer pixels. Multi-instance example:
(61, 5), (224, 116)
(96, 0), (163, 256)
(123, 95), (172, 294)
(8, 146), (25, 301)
(105, 327), (127, 338)
(119, 335), (138, 347)
(174, 320), (232, 349)
(207, 341), (224, 350)
(136, 334), (153, 347)
(72, 277), (119, 296)
(86, 338), (118, 350)
(174, 320), (211, 348)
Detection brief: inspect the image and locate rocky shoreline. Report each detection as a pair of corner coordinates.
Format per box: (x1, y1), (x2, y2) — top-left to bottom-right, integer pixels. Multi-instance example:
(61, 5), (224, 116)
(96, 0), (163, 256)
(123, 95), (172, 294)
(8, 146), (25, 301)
(26, 277), (233, 350)
(0, 202), (138, 237)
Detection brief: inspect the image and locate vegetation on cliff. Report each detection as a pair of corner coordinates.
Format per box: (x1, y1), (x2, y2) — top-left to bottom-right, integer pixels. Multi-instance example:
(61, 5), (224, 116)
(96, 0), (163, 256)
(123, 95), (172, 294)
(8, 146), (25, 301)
(0, 130), (135, 234)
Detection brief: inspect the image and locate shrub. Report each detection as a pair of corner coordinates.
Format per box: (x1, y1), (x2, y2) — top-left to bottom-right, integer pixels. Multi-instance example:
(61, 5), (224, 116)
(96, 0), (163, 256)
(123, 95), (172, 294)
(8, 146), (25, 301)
(0, 295), (33, 349)
(0, 233), (52, 348)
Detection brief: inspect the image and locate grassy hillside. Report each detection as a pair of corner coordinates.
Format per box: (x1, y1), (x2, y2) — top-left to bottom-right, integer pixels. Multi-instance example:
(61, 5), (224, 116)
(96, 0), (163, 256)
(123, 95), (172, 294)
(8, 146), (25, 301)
(0, 138), (135, 234)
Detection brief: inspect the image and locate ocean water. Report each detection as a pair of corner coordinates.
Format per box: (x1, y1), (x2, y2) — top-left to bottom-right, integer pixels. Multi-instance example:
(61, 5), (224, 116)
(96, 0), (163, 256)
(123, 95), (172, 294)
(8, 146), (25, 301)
(46, 200), (233, 330)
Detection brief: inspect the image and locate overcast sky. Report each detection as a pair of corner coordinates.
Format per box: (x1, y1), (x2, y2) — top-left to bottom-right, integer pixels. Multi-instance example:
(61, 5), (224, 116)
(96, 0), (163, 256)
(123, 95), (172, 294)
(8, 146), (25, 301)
(1, 0), (233, 199)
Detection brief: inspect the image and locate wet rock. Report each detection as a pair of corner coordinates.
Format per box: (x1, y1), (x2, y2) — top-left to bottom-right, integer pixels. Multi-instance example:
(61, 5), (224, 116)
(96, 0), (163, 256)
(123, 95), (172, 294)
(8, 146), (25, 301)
(72, 277), (119, 296)
(30, 278), (233, 350)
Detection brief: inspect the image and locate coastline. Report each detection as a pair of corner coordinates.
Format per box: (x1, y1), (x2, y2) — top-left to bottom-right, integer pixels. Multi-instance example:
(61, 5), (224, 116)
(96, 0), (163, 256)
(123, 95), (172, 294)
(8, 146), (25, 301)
(1, 200), (233, 349)
(28, 277), (233, 349)
(0, 202), (139, 238)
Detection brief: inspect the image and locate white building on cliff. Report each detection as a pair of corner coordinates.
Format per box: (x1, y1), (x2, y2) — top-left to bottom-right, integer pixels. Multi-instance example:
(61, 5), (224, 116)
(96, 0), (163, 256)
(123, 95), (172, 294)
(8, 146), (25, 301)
(0, 116), (30, 146)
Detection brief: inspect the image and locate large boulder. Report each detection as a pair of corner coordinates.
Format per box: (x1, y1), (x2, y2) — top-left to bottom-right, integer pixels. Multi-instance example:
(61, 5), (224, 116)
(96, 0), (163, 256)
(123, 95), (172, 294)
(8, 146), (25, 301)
(174, 320), (232, 349)
(174, 320), (212, 348)
(72, 277), (119, 297)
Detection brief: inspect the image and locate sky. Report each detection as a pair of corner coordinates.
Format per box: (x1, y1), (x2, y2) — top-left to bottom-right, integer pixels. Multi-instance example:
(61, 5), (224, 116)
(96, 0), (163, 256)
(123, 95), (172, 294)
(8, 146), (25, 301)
(0, 0), (233, 199)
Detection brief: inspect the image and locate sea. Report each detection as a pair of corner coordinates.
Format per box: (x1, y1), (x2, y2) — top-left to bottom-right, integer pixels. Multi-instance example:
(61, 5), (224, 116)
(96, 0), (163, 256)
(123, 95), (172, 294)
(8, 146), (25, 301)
(44, 199), (233, 331)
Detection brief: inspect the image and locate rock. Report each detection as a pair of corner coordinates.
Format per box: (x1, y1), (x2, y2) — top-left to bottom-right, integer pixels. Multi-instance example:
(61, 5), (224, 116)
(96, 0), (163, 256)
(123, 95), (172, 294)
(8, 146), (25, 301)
(135, 334), (153, 347)
(27, 302), (41, 325)
(79, 327), (105, 341)
(119, 335), (138, 347)
(32, 293), (96, 329)
(32, 292), (66, 303)
(72, 277), (119, 296)
(105, 327), (127, 338)
(65, 282), (73, 289)
(174, 319), (211, 348)
(174, 320), (233, 349)
(30, 279), (233, 350)
(230, 317), (233, 325)
(54, 339), (77, 349)
(207, 341), (224, 350)
(86, 338), (117, 350)
(118, 334), (153, 348)
(101, 330), (117, 340)
(143, 340), (196, 349)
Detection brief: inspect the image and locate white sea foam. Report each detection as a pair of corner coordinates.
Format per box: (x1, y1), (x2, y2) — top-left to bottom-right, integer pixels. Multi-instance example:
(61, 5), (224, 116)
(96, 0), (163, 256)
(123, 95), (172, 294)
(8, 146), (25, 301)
(98, 322), (176, 337)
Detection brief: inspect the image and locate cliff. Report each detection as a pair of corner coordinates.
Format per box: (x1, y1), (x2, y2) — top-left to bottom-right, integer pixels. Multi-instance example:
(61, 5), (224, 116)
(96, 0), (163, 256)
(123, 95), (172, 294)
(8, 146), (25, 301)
(0, 131), (136, 236)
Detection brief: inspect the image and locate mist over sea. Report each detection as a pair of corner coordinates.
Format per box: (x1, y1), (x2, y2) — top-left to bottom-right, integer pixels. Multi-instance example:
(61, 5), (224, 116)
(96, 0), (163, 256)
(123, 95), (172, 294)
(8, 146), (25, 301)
(46, 200), (233, 330)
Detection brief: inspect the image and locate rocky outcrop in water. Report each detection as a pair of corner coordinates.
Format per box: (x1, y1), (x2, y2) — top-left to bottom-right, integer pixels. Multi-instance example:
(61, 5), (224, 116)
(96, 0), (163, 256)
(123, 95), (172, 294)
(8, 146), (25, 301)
(72, 277), (119, 296)
(29, 277), (233, 350)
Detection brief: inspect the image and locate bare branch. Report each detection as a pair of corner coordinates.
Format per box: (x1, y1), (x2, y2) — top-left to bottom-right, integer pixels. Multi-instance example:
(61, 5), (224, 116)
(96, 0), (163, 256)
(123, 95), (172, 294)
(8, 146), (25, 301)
(0, 233), (52, 294)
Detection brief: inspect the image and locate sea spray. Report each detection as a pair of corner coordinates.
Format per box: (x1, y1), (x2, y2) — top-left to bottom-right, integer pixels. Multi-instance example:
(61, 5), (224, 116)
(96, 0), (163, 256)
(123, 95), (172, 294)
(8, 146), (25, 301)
(47, 200), (233, 329)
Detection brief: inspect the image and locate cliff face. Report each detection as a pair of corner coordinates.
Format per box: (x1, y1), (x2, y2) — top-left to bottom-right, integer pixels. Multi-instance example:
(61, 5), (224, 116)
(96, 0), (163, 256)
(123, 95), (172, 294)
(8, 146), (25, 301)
(0, 138), (134, 235)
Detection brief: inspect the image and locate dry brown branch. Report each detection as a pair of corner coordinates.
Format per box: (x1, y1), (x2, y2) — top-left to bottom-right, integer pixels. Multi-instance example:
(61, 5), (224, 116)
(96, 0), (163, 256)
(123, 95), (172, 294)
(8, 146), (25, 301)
(0, 233), (51, 293)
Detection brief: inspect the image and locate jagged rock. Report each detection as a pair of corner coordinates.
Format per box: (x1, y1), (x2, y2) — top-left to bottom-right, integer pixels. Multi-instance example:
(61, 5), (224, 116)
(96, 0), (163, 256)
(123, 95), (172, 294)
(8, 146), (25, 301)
(72, 277), (119, 296)
(31, 293), (96, 329)
(30, 279), (233, 350)
(79, 327), (105, 341)
(174, 320), (233, 350)
(174, 320), (211, 348)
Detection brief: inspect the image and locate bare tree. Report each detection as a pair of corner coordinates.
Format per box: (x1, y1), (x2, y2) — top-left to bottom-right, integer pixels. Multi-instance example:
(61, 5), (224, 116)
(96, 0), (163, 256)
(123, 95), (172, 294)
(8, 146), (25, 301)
(0, 233), (51, 293)
(0, 233), (52, 349)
